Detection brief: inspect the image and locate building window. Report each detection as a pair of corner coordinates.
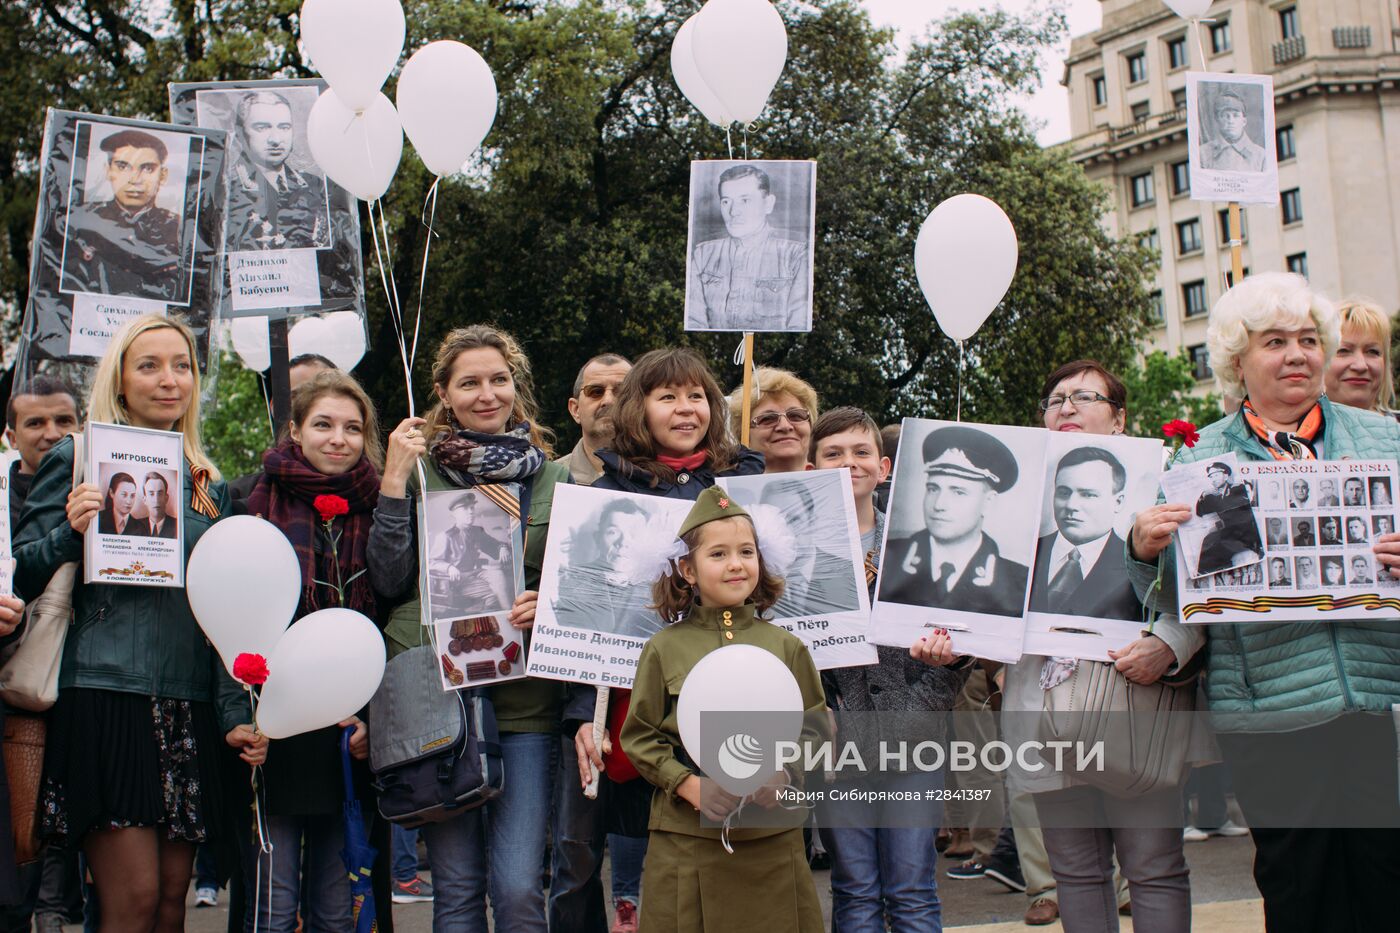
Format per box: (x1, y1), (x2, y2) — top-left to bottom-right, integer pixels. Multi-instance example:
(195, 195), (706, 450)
(1177, 218), (1203, 255)
(1224, 267), (1251, 289)
(1171, 160), (1191, 196)
(1188, 342), (1213, 380)
(1217, 208), (1247, 244)
(1210, 20), (1232, 54)
(1137, 228), (1160, 254)
(1287, 252), (1309, 276)
(1130, 171), (1155, 207)
(1172, 88), (1187, 113)
(1126, 50), (1147, 85)
(1277, 124), (1296, 160)
(1167, 35), (1188, 70)
(1279, 6), (1300, 41)
(1282, 188), (1304, 224)
(1150, 290), (1165, 324)
(1091, 73), (1107, 107)
(1183, 281), (1209, 318)
(1130, 101), (1151, 122)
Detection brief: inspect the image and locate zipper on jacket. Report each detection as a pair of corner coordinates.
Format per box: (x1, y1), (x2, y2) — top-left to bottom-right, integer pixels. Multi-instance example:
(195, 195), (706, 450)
(1232, 624), (1258, 702)
(1326, 624), (1356, 710)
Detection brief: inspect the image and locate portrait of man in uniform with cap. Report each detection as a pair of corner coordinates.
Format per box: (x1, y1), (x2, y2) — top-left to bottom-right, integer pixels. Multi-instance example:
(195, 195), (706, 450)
(1199, 85), (1266, 173)
(225, 89), (331, 251)
(427, 489), (515, 617)
(1192, 460), (1264, 575)
(60, 126), (187, 301)
(1029, 446), (1137, 621)
(880, 425), (1030, 617)
(685, 161), (813, 332)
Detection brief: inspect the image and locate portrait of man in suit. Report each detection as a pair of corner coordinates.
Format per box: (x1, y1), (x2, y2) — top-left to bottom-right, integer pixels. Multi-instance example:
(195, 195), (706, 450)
(1267, 557), (1291, 588)
(1291, 518), (1315, 547)
(1317, 479), (1341, 507)
(1029, 445), (1138, 621)
(1343, 477), (1367, 507)
(880, 426), (1029, 617)
(1296, 555), (1318, 588)
(1368, 477), (1391, 506)
(1265, 517), (1289, 548)
(1350, 555), (1375, 585)
(1319, 516), (1342, 546)
(127, 471), (177, 539)
(1290, 478), (1311, 509)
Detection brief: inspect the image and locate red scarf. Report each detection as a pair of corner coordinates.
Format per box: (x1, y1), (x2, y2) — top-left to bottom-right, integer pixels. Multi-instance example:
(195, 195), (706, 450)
(1241, 399), (1323, 461)
(656, 451), (707, 471)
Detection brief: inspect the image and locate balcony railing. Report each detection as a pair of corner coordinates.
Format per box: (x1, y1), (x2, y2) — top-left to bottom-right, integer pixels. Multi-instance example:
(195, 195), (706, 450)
(1333, 26), (1371, 50)
(1273, 35), (1306, 65)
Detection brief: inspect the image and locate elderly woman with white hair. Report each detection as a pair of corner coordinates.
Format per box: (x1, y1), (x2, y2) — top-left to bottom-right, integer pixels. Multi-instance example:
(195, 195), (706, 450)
(1126, 273), (1400, 932)
(1324, 296), (1398, 418)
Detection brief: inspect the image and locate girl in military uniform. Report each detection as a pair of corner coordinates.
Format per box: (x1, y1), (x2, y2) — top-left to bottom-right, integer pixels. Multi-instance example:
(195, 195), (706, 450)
(620, 486), (826, 932)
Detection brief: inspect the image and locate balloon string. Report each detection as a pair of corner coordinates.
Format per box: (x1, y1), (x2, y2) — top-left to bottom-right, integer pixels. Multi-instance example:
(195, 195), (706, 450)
(250, 762), (273, 933)
(725, 125), (733, 160)
(367, 198), (415, 418)
(956, 340), (965, 423)
(1190, 17), (1207, 71)
(743, 124), (749, 161)
(411, 176), (441, 379)
(719, 784), (813, 855)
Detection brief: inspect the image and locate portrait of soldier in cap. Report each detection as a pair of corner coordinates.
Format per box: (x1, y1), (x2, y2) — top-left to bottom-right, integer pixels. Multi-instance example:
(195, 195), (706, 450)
(685, 160), (815, 332)
(1199, 85), (1266, 173)
(1191, 460), (1264, 576)
(427, 489), (515, 617)
(879, 425), (1030, 617)
(60, 126), (187, 301)
(225, 89), (332, 251)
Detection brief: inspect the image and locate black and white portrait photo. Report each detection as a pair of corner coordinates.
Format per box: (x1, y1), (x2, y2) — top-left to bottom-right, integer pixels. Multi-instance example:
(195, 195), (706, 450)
(1368, 476), (1391, 507)
(1342, 476), (1368, 508)
(59, 122), (199, 305)
(421, 488), (519, 620)
(1186, 72), (1279, 205)
(1290, 516), (1315, 547)
(872, 420), (1046, 662)
(1318, 515), (1343, 547)
(549, 496), (663, 640)
(1288, 478), (1311, 509)
(684, 159), (815, 333)
(1160, 455), (1264, 579)
(1265, 516), (1289, 548)
(1023, 432), (1164, 660)
(1350, 553), (1377, 585)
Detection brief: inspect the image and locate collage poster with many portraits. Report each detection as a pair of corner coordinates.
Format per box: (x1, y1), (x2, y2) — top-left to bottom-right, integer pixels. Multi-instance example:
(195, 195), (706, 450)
(1172, 458), (1400, 624)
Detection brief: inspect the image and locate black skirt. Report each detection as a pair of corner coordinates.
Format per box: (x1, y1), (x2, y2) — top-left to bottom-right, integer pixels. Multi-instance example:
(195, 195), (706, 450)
(40, 688), (226, 847)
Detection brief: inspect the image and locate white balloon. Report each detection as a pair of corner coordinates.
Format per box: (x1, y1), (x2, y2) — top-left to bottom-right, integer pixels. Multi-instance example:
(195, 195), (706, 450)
(307, 90), (403, 202)
(397, 41), (498, 176)
(914, 194), (1019, 343)
(289, 312), (366, 371)
(229, 316), (271, 372)
(300, 0), (406, 111)
(256, 608), (387, 740)
(677, 644), (803, 795)
(1163, 0), (1214, 18)
(691, 0), (788, 124)
(671, 15), (733, 127)
(187, 516), (301, 678)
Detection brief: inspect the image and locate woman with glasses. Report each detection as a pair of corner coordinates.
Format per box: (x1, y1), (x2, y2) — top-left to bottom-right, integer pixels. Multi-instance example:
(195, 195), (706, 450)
(726, 367), (818, 473)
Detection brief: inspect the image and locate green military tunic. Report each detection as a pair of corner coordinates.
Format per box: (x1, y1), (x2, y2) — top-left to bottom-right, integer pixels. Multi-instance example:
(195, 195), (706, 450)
(620, 602), (826, 933)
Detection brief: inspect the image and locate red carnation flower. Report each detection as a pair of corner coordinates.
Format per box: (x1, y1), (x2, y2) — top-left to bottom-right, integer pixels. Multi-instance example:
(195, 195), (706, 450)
(313, 494), (350, 522)
(1161, 419), (1200, 448)
(233, 652), (270, 686)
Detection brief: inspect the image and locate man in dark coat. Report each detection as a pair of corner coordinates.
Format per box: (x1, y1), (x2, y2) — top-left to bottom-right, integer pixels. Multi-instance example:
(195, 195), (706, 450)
(880, 426), (1029, 617)
(125, 472), (177, 539)
(1029, 445), (1139, 621)
(1193, 461), (1262, 573)
(61, 128), (183, 300)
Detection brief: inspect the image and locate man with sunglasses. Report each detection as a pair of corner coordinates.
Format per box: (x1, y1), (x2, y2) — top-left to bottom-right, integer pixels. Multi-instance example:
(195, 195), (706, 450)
(557, 353), (632, 486)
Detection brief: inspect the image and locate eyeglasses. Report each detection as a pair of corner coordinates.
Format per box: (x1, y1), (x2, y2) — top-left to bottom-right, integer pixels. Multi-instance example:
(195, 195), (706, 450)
(1038, 390), (1120, 412)
(751, 408), (812, 429)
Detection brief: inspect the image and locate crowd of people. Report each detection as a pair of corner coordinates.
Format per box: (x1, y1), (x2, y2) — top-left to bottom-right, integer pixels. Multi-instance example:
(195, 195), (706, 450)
(0, 270), (1396, 933)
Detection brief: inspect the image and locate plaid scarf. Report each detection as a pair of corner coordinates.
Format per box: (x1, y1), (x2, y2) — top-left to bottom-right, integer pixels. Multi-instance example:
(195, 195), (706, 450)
(429, 422), (546, 488)
(244, 441), (381, 616)
(1241, 399), (1323, 460)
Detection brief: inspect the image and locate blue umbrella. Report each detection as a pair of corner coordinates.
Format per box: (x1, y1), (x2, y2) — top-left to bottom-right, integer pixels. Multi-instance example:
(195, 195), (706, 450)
(340, 726), (380, 933)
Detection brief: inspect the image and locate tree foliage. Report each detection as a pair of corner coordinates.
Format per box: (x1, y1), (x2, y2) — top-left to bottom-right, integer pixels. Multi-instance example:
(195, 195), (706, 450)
(3, 0), (1157, 461)
(1120, 350), (1223, 439)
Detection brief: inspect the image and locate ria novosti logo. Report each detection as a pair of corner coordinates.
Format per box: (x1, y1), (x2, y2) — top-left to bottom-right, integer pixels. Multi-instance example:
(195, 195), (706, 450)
(716, 732), (765, 780)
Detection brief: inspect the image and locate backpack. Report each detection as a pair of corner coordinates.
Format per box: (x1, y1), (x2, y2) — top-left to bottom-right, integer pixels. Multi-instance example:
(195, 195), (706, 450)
(368, 645), (503, 827)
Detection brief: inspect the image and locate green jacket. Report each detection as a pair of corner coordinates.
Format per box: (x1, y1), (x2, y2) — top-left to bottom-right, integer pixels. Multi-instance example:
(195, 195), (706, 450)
(381, 457), (568, 734)
(1129, 398), (1400, 730)
(620, 603), (827, 840)
(12, 436), (249, 733)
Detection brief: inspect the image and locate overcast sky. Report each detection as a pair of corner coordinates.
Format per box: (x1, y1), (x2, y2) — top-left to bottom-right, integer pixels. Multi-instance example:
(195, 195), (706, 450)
(862, 0), (1104, 144)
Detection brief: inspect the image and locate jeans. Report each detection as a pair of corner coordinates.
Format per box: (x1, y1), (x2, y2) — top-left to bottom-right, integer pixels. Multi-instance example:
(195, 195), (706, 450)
(245, 814), (353, 933)
(548, 733), (607, 933)
(608, 834), (648, 905)
(486, 732), (553, 933)
(391, 825), (420, 883)
(420, 811), (488, 933)
(818, 770), (944, 933)
(195, 843), (219, 890)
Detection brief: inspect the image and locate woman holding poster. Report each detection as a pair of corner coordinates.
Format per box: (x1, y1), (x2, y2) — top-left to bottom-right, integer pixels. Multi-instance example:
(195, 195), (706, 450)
(238, 369), (388, 930)
(12, 315), (263, 932)
(367, 324), (571, 932)
(1129, 273), (1400, 931)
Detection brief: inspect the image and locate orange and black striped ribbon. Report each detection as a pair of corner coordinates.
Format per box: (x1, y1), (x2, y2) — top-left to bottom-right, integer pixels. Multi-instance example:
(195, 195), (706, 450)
(473, 483), (522, 522)
(864, 549), (878, 586)
(189, 463), (220, 520)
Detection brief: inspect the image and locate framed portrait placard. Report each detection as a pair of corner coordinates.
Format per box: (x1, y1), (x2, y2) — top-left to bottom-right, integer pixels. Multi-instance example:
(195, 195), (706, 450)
(718, 469), (877, 670)
(13, 110), (226, 391)
(529, 485), (692, 688)
(0, 464), (10, 595)
(870, 419), (1047, 662)
(684, 159), (816, 333)
(168, 80), (367, 321)
(1022, 432), (1165, 661)
(419, 485), (527, 690)
(1176, 459), (1400, 624)
(84, 422), (185, 587)
(1186, 72), (1280, 205)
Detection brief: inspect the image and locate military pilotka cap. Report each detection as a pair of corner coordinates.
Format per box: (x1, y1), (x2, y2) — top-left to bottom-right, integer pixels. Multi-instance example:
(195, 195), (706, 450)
(99, 129), (169, 162)
(677, 486), (751, 539)
(921, 426), (1018, 493)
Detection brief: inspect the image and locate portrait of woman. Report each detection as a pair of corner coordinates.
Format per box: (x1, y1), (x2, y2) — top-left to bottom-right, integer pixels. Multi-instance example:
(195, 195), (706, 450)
(96, 471), (138, 535)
